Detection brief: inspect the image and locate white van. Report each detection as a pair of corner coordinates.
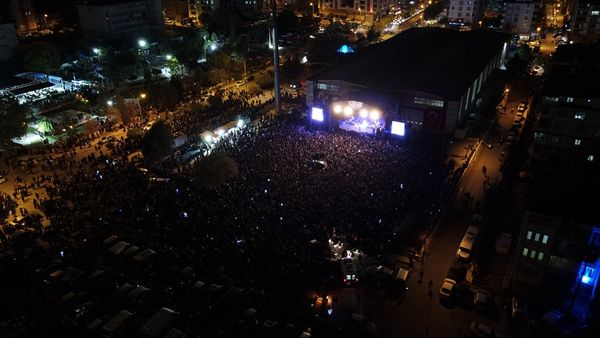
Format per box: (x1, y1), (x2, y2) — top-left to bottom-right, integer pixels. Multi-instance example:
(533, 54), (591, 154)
(456, 226), (479, 260)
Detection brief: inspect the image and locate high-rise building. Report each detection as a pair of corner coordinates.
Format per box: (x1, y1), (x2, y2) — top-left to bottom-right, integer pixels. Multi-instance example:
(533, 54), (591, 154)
(533, 43), (600, 175)
(317, 0), (392, 22)
(0, 22), (18, 60)
(164, 0), (190, 22)
(510, 168), (600, 317)
(8, 0), (38, 34)
(500, 0), (540, 36)
(447, 0), (483, 27)
(77, 0), (164, 38)
(571, 0), (600, 41)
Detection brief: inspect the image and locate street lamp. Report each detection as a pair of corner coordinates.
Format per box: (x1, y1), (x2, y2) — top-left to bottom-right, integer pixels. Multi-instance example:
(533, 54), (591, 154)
(137, 93), (146, 119)
(107, 100), (113, 106)
(210, 43), (217, 51)
(166, 54), (173, 60)
(138, 39), (147, 48)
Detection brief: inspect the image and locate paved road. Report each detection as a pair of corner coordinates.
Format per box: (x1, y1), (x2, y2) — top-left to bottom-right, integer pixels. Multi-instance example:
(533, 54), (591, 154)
(373, 83), (534, 338)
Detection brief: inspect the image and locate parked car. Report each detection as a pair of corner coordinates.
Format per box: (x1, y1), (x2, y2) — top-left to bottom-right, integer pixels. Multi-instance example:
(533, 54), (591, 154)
(439, 278), (457, 300)
(473, 290), (492, 311)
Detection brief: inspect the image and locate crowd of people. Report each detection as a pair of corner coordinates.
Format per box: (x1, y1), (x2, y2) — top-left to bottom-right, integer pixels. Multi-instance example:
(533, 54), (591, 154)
(4, 112), (453, 332)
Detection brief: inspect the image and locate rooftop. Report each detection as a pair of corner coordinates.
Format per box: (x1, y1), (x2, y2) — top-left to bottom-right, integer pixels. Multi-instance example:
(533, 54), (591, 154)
(527, 168), (600, 225)
(543, 43), (600, 98)
(311, 27), (509, 100)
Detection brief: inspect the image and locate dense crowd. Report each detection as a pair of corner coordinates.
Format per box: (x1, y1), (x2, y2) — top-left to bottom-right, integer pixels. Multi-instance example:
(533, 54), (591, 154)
(18, 115), (453, 331)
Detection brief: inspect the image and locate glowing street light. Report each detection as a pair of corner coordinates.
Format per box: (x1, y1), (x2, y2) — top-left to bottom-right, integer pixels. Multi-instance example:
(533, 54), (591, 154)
(138, 39), (147, 48)
(93, 48), (100, 54)
(166, 54), (173, 60)
(106, 100), (114, 106)
(139, 93), (147, 99)
(210, 43), (217, 51)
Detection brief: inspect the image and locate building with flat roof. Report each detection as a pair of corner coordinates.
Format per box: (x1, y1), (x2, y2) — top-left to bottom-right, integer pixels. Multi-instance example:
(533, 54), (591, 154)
(511, 169), (600, 318)
(571, 0), (600, 42)
(0, 23), (18, 60)
(77, 0), (163, 38)
(306, 28), (509, 135)
(447, 0), (484, 27)
(501, 0), (540, 36)
(317, 0), (392, 23)
(8, 0), (38, 34)
(533, 43), (600, 176)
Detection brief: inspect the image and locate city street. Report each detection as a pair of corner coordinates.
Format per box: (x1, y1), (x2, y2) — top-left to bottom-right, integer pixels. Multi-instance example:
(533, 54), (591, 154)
(372, 82), (534, 338)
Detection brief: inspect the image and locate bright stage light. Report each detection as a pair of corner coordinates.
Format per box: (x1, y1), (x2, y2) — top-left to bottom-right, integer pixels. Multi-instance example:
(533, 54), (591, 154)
(391, 121), (406, 136)
(333, 104), (342, 114)
(343, 106), (353, 117)
(369, 110), (380, 120)
(359, 109), (369, 118)
(311, 107), (324, 122)
(361, 120), (368, 129)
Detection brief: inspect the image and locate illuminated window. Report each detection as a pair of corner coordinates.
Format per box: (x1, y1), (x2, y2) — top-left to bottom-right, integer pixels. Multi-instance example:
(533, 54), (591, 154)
(522, 247), (529, 256)
(317, 83), (327, 90)
(542, 235), (549, 244)
(527, 231), (532, 240)
(575, 139), (581, 146)
(534, 233), (540, 242)
(566, 97), (574, 103)
(588, 155), (594, 162)
(538, 252), (544, 260)
(530, 249), (537, 258)
(592, 10), (600, 16)
(574, 112), (586, 120)
(414, 97), (444, 108)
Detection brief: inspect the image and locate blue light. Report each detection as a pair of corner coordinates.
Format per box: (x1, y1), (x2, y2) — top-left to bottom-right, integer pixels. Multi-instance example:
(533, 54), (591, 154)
(337, 45), (354, 54)
(582, 266), (596, 285)
(311, 107), (324, 122)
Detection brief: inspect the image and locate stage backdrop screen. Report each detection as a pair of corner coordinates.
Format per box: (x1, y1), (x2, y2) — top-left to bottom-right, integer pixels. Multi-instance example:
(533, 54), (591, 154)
(391, 121), (406, 136)
(311, 107), (324, 122)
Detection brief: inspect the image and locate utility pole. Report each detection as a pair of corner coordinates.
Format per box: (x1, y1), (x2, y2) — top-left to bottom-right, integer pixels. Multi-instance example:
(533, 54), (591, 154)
(271, 0), (281, 114)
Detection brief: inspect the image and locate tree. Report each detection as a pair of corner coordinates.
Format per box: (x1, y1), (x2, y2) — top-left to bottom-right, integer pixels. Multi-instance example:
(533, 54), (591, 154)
(0, 94), (28, 148)
(256, 71), (274, 89)
(213, 7), (242, 38)
(115, 96), (138, 125)
(191, 152), (239, 188)
(208, 68), (231, 86)
(140, 121), (173, 162)
(366, 27), (381, 43)
(20, 42), (61, 74)
(278, 10), (298, 30)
